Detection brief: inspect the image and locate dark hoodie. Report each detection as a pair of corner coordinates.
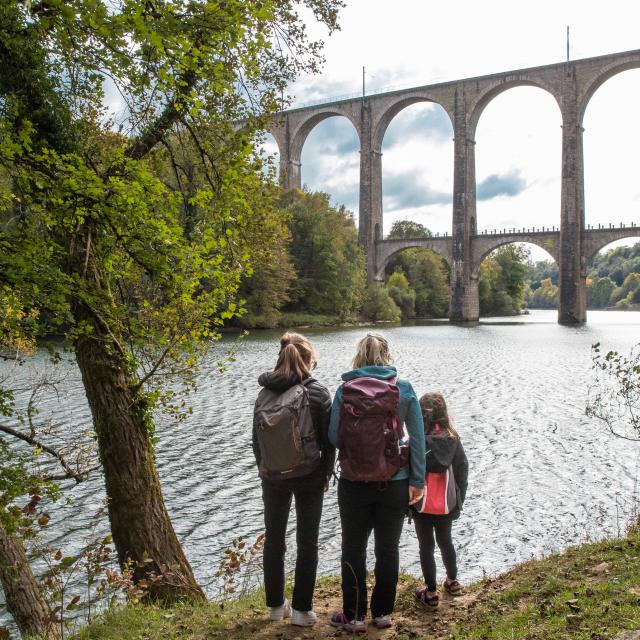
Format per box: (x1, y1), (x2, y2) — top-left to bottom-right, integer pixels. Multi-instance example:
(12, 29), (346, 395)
(252, 371), (335, 481)
(425, 433), (469, 519)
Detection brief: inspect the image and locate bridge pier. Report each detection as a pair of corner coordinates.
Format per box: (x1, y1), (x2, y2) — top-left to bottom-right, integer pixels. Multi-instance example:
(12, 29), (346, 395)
(449, 90), (479, 323)
(558, 73), (587, 325)
(358, 99), (384, 280)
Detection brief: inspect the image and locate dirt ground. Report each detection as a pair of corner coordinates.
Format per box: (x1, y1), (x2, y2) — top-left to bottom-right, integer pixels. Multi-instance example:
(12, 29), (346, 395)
(218, 577), (484, 640)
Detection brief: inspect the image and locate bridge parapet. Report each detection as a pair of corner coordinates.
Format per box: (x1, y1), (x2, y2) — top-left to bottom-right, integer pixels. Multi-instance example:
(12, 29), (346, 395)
(583, 226), (640, 264)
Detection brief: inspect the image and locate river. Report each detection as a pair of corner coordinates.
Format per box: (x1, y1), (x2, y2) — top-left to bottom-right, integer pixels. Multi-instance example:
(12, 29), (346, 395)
(1, 309), (640, 627)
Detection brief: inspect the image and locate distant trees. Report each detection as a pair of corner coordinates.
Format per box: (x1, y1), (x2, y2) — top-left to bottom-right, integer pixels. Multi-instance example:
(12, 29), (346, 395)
(238, 190), (366, 327)
(528, 278), (559, 309)
(525, 241), (640, 311)
(285, 191), (366, 320)
(479, 245), (530, 316)
(586, 242), (640, 309)
(383, 221), (450, 320)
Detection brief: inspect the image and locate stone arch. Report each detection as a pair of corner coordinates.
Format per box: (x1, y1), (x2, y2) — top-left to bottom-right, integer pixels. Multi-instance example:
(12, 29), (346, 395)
(472, 238), (558, 276)
(289, 109), (361, 162)
(583, 231), (640, 265)
(372, 94), (454, 153)
(468, 78), (562, 139)
(375, 239), (452, 280)
(579, 58), (640, 122)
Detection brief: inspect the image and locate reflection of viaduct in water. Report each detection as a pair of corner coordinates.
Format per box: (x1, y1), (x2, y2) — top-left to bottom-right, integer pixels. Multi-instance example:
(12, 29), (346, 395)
(268, 49), (640, 324)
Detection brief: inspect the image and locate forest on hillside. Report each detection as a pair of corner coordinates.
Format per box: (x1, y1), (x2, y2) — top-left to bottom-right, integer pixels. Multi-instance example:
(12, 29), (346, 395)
(528, 241), (640, 310)
(239, 195), (640, 325)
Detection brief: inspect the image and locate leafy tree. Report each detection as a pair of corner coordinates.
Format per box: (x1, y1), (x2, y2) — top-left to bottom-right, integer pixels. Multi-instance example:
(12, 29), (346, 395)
(283, 190), (366, 320)
(385, 221), (449, 318)
(587, 277), (616, 309)
(528, 277), (559, 309)
(236, 226), (296, 329)
(528, 259), (559, 289)
(479, 244), (531, 316)
(387, 220), (432, 239)
(387, 271), (415, 320)
(361, 285), (401, 322)
(0, 0), (344, 606)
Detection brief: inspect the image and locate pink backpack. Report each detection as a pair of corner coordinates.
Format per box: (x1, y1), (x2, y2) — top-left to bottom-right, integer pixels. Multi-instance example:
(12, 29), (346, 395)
(415, 425), (459, 514)
(338, 377), (408, 482)
(415, 466), (458, 515)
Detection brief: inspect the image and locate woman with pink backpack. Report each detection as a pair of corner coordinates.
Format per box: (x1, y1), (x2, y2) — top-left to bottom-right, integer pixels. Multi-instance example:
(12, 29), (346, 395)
(328, 332), (425, 633)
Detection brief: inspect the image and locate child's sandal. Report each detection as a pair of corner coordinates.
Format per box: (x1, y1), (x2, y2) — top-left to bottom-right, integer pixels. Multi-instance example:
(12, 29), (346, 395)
(444, 578), (463, 596)
(415, 587), (439, 608)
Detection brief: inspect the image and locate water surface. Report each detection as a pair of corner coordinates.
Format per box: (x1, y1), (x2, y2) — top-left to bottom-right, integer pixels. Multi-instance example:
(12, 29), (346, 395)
(2, 310), (639, 625)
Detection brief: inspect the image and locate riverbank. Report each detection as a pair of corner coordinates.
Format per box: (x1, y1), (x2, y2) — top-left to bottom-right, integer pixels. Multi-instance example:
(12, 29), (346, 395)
(74, 522), (640, 640)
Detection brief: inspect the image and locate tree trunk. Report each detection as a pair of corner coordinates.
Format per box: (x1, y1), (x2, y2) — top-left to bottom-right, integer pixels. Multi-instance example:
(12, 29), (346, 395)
(0, 522), (61, 639)
(74, 325), (205, 603)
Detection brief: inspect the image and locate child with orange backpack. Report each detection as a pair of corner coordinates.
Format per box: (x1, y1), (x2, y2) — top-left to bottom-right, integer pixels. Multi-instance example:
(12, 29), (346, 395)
(413, 392), (468, 608)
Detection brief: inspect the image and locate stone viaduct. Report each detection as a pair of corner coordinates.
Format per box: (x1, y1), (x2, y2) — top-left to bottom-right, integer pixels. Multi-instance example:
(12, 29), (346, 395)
(267, 49), (640, 324)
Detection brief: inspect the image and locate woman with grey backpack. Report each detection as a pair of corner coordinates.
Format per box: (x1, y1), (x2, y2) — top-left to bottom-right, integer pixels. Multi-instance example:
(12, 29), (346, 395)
(252, 332), (334, 627)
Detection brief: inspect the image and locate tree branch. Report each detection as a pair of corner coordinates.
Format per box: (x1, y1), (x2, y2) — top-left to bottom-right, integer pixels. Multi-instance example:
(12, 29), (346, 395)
(0, 424), (87, 483)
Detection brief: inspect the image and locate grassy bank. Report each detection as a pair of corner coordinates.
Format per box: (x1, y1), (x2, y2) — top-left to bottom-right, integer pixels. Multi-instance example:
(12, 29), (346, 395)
(73, 524), (640, 640)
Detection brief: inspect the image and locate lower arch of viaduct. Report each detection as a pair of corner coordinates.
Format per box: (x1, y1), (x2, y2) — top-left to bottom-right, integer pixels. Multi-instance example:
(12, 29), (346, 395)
(269, 49), (640, 325)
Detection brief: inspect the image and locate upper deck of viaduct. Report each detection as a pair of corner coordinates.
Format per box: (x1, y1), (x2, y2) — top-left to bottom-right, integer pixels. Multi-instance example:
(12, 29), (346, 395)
(268, 48), (640, 170)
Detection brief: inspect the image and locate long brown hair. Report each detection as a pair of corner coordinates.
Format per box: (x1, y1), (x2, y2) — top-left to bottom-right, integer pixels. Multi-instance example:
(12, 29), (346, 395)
(419, 392), (460, 439)
(351, 332), (393, 369)
(274, 332), (317, 381)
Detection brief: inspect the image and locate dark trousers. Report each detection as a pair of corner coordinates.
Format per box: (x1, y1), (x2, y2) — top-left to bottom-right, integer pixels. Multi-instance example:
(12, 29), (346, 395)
(261, 469), (324, 612)
(413, 513), (457, 591)
(338, 478), (408, 619)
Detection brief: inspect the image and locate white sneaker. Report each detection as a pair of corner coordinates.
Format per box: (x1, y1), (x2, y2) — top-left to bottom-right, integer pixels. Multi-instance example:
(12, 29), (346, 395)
(292, 609), (317, 626)
(269, 598), (292, 621)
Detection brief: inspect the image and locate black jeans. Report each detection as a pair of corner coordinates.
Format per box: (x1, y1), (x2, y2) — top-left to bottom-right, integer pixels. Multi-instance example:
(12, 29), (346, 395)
(413, 513), (457, 591)
(261, 468), (325, 612)
(338, 477), (408, 619)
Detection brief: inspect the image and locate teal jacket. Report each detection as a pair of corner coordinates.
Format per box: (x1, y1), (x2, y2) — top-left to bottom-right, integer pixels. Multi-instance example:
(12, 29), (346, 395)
(328, 365), (426, 487)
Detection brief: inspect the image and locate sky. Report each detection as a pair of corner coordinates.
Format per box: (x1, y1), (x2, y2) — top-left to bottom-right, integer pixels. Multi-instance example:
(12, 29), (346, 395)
(264, 0), (640, 260)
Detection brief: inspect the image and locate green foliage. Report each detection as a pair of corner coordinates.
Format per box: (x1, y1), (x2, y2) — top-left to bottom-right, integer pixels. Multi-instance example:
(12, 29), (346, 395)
(0, 439), (60, 536)
(387, 270), (410, 291)
(527, 277), (558, 309)
(361, 285), (401, 322)
(0, 0), (344, 416)
(387, 220), (432, 239)
(387, 280), (415, 319)
(384, 220), (450, 319)
(280, 190), (366, 321)
(587, 276), (615, 309)
(479, 244), (531, 316)
(585, 241), (640, 309)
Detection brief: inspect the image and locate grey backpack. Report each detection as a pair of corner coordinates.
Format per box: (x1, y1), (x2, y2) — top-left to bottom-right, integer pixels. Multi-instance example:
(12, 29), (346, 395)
(254, 379), (320, 479)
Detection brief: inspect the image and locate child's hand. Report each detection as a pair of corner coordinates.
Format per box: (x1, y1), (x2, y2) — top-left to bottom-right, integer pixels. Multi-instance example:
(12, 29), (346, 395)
(408, 485), (424, 505)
